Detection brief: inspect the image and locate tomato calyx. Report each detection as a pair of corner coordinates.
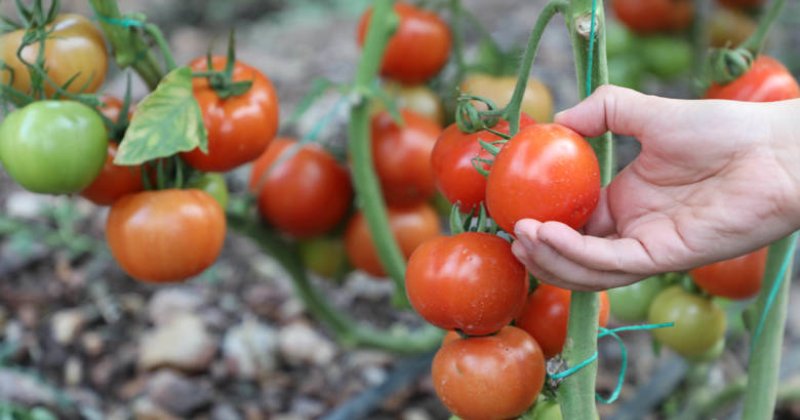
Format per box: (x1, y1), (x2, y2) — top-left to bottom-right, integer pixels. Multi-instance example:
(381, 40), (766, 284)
(706, 47), (754, 86)
(448, 201), (497, 235)
(454, 94), (503, 134)
(193, 31), (253, 99)
(12, 0), (60, 29)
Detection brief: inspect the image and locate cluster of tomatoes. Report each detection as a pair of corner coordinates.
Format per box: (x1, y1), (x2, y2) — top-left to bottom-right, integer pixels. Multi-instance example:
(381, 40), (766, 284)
(0, 11), (282, 283)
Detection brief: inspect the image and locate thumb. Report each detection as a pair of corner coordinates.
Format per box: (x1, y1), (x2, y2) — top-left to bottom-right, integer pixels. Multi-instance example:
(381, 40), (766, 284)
(554, 85), (665, 138)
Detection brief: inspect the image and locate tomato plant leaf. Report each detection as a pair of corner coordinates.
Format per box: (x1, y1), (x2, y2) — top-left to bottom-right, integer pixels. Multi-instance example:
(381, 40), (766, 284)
(115, 67), (207, 165)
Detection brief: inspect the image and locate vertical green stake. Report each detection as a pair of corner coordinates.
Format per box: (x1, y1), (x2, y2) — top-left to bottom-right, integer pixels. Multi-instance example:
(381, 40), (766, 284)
(558, 0), (611, 419)
(742, 234), (796, 419)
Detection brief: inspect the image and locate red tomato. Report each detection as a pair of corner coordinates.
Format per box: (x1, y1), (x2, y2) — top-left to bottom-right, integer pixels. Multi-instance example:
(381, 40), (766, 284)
(431, 115), (536, 211)
(106, 189), (226, 283)
(486, 124), (600, 235)
(406, 232), (528, 335)
(612, 0), (694, 33)
(705, 56), (800, 102)
(80, 143), (145, 206)
(515, 284), (610, 358)
(249, 138), (352, 238)
(181, 56), (280, 172)
(689, 248), (767, 300)
(432, 326), (545, 420)
(344, 203), (440, 277)
(357, 2), (451, 84)
(371, 110), (442, 206)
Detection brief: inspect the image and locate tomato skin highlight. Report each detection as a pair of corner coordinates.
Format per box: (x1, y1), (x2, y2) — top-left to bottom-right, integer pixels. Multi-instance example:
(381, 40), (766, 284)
(432, 326), (545, 420)
(461, 74), (554, 123)
(705, 56), (800, 102)
(486, 123), (601, 234)
(357, 2), (451, 84)
(689, 248), (767, 300)
(182, 56), (280, 172)
(106, 189), (226, 283)
(80, 143), (145, 206)
(344, 203), (440, 277)
(648, 286), (727, 357)
(371, 110), (442, 206)
(406, 232), (529, 335)
(515, 284), (610, 358)
(611, 0), (694, 34)
(0, 100), (108, 194)
(432, 115), (536, 212)
(249, 138), (353, 239)
(1, 14), (108, 96)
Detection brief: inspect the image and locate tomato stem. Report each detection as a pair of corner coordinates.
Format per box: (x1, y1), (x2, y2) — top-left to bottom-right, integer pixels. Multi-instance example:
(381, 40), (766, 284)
(87, 0), (165, 90)
(741, 233), (797, 419)
(501, 0), (566, 135)
(557, 0), (611, 418)
(348, 0), (412, 307)
(740, 0), (786, 55)
(227, 211), (443, 353)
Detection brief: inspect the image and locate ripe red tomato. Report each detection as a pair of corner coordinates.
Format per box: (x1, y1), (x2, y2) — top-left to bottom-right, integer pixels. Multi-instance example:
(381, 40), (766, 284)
(1, 14), (107, 96)
(249, 138), (353, 238)
(106, 189), (226, 283)
(371, 109), (442, 206)
(689, 248), (767, 300)
(612, 0), (694, 34)
(80, 143), (145, 206)
(705, 56), (800, 102)
(344, 203), (440, 277)
(515, 284), (610, 358)
(357, 2), (451, 84)
(181, 56), (279, 172)
(432, 326), (545, 420)
(486, 124), (600, 235)
(431, 115), (536, 211)
(406, 232), (528, 335)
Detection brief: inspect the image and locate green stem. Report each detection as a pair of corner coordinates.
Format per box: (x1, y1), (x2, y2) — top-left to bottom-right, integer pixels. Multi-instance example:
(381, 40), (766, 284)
(502, 0), (566, 135)
(348, 0), (411, 307)
(742, 233), (797, 419)
(449, 0), (466, 87)
(740, 0), (786, 54)
(144, 23), (177, 71)
(87, 0), (164, 90)
(557, 1), (611, 419)
(228, 212), (442, 353)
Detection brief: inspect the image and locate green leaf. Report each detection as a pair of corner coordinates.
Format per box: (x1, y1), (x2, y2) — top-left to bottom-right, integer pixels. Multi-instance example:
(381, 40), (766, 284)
(115, 67), (207, 165)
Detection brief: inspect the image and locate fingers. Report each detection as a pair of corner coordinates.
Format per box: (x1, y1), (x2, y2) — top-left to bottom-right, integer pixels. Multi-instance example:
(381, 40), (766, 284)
(584, 187), (615, 237)
(512, 219), (653, 291)
(554, 85), (664, 138)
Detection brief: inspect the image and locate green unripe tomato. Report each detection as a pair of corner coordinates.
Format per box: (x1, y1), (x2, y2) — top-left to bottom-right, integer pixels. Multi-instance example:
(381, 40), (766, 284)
(687, 336), (726, 363)
(0, 100), (107, 194)
(299, 236), (350, 279)
(606, 21), (636, 57)
(648, 286), (726, 358)
(608, 56), (645, 90)
(608, 276), (666, 322)
(187, 172), (229, 209)
(639, 36), (693, 80)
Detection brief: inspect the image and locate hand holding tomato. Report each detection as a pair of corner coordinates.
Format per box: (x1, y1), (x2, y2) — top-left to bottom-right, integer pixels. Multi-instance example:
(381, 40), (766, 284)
(512, 85), (800, 291)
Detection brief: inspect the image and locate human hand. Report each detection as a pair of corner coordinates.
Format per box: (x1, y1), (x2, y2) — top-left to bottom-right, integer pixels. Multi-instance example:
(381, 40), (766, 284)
(511, 85), (800, 291)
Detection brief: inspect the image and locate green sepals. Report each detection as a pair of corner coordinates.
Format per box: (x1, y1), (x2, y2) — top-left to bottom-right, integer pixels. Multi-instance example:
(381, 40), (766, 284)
(449, 204), (466, 235)
(115, 67), (208, 165)
(706, 48), (754, 86)
(470, 156), (492, 177)
(478, 139), (504, 156)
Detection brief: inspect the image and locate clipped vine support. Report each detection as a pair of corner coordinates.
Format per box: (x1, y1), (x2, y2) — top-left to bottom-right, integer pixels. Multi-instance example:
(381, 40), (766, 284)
(557, 0), (611, 418)
(347, 0), (413, 307)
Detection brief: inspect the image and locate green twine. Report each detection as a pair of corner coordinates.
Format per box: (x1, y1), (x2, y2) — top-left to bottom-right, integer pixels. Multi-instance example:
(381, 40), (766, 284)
(750, 232), (799, 351)
(548, 322), (674, 404)
(94, 14), (144, 28)
(585, 0), (598, 96)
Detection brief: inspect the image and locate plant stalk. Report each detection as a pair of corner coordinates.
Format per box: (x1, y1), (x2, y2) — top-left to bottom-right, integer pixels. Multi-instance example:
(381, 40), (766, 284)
(742, 233), (797, 419)
(557, 1), (611, 419)
(347, 0), (411, 307)
(740, 0), (786, 54)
